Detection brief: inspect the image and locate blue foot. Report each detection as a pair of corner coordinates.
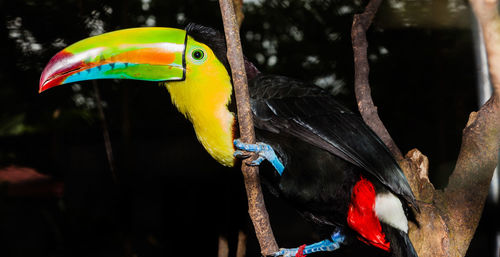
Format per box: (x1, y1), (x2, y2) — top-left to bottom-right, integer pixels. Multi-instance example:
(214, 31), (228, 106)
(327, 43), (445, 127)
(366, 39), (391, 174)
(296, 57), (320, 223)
(233, 139), (285, 175)
(273, 231), (345, 257)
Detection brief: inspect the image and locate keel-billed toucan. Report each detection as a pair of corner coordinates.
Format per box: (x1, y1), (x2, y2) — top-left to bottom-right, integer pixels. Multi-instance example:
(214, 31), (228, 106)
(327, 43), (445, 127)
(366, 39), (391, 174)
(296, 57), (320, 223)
(39, 24), (419, 257)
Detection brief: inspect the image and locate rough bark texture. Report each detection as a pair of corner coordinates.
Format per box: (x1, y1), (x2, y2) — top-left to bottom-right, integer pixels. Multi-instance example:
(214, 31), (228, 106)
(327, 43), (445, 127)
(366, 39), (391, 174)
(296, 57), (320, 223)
(352, 0), (500, 256)
(219, 0), (279, 255)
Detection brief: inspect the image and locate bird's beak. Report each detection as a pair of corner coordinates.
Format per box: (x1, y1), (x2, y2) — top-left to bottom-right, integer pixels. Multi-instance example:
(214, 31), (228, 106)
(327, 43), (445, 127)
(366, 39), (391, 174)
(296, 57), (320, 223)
(39, 27), (187, 93)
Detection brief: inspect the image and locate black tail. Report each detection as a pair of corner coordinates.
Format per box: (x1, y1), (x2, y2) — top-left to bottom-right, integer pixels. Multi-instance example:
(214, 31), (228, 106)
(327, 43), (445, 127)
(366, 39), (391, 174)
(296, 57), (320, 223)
(384, 225), (418, 257)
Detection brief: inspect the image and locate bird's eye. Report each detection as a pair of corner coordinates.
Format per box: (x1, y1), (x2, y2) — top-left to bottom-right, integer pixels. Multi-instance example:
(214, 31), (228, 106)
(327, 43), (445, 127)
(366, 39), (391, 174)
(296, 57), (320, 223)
(192, 49), (205, 60)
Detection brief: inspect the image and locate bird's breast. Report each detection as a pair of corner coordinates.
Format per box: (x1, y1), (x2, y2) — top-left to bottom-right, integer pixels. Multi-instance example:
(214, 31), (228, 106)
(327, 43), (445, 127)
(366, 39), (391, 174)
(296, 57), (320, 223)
(191, 105), (237, 167)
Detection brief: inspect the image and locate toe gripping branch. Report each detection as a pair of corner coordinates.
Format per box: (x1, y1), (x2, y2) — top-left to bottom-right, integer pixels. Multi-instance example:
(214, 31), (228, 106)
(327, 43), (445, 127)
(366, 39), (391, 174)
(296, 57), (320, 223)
(233, 139), (285, 175)
(272, 232), (345, 257)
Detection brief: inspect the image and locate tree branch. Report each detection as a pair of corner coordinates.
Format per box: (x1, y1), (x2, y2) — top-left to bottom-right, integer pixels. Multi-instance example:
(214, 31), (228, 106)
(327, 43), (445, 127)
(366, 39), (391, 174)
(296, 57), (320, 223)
(93, 81), (117, 183)
(351, 0), (403, 160)
(438, 0), (500, 255)
(219, 0), (279, 255)
(218, 235), (229, 257)
(232, 0), (245, 27)
(352, 0), (500, 256)
(236, 230), (248, 257)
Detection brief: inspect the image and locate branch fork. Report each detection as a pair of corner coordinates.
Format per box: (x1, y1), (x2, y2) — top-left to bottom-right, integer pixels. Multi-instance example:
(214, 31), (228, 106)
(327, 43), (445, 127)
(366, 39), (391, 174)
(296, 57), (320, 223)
(219, 0), (499, 255)
(352, 0), (500, 256)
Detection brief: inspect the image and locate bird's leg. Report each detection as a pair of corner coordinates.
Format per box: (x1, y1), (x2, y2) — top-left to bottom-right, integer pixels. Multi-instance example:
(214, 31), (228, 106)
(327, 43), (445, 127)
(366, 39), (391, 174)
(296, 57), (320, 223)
(272, 231), (345, 257)
(233, 139), (285, 175)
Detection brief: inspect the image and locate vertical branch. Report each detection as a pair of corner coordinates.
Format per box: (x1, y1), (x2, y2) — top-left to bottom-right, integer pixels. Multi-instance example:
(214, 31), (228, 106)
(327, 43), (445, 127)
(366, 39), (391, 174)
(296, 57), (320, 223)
(219, 0), (279, 256)
(351, 0), (403, 160)
(232, 0), (245, 27)
(93, 80), (117, 182)
(469, 0), (500, 95)
(438, 0), (500, 255)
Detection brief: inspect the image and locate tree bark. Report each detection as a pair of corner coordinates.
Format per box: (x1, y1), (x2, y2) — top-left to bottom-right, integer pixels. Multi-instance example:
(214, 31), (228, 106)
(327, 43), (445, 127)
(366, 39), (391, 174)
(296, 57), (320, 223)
(219, 0), (279, 255)
(352, 0), (500, 256)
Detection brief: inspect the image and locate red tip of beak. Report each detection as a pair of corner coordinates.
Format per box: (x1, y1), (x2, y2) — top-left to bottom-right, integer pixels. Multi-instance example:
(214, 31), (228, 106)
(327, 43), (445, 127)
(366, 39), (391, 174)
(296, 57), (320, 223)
(39, 51), (83, 93)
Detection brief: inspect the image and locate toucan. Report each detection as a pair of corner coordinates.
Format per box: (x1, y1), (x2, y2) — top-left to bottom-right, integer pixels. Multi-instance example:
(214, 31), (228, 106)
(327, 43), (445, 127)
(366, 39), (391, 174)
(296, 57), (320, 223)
(39, 24), (419, 257)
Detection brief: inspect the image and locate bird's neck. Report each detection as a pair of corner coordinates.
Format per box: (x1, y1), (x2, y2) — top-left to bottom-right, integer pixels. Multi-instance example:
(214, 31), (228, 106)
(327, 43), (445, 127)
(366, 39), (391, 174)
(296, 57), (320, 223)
(165, 68), (236, 167)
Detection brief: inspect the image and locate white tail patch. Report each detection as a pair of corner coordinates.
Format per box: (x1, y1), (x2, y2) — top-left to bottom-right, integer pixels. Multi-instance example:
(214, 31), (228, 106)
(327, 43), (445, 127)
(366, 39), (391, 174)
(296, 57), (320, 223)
(374, 192), (408, 233)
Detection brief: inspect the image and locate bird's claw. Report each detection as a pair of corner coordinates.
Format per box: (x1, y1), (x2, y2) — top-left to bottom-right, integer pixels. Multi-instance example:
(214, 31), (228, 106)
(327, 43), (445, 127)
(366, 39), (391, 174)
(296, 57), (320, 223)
(272, 248), (299, 257)
(248, 156), (265, 166)
(233, 139), (285, 175)
(234, 150), (251, 159)
(272, 232), (345, 257)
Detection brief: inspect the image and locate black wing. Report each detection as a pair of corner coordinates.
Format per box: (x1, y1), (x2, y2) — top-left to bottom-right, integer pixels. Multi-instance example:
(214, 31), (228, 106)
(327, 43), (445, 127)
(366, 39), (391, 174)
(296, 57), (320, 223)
(249, 74), (417, 208)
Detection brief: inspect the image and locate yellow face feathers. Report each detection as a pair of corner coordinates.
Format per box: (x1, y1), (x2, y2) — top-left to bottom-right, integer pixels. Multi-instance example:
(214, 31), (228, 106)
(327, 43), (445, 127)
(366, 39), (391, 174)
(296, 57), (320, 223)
(164, 36), (236, 167)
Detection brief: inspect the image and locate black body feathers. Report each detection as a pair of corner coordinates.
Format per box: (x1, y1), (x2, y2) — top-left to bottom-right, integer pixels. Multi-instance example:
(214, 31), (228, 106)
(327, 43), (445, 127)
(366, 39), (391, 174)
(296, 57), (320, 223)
(186, 23), (418, 257)
(249, 75), (417, 209)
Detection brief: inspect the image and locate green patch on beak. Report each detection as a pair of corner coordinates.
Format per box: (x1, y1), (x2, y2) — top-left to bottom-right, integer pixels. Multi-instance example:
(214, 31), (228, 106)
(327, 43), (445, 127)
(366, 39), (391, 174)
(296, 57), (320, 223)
(40, 27), (187, 92)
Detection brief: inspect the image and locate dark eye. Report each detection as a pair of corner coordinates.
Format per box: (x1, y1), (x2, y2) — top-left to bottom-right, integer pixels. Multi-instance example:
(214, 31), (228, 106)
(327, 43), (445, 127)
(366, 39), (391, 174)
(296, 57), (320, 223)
(192, 49), (205, 60)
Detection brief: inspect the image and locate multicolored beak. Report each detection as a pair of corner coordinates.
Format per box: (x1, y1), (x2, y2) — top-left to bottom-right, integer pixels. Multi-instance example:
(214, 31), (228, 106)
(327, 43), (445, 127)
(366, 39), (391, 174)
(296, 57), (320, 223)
(39, 27), (187, 93)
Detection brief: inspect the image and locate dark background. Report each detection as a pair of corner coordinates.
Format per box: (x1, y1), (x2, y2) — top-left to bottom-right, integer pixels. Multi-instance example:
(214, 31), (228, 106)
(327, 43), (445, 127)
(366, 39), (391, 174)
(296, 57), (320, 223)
(0, 0), (497, 256)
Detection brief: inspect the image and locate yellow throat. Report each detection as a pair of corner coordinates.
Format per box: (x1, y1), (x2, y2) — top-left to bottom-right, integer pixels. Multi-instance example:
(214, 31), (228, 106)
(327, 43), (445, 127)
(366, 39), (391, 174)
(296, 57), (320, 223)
(164, 36), (236, 167)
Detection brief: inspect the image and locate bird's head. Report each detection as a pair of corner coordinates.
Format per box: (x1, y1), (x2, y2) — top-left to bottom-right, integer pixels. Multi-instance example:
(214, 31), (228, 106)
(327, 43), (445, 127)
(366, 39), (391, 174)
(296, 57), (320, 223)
(40, 24), (241, 167)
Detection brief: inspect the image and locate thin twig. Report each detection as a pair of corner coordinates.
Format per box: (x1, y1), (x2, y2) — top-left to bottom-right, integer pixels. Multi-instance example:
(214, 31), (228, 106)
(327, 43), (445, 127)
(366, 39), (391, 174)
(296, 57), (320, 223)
(351, 0), (403, 160)
(92, 81), (117, 183)
(232, 0), (245, 27)
(219, 0), (279, 255)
